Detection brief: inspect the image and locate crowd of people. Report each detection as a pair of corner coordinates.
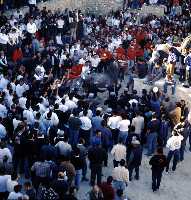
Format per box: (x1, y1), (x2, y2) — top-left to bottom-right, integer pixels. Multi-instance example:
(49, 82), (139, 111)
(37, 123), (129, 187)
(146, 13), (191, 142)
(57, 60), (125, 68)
(0, 0), (191, 199)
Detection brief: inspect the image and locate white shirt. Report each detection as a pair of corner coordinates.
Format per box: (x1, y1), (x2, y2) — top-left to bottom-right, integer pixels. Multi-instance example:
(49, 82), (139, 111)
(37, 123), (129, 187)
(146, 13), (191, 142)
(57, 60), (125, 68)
(80, 116), (92, 130)
(0, 33), (9, 44)
(23, 109), (35, 125)
(42, 111), (59, 127)
(112, 166), (129, 183)
(19, 97), (27, 109)
(59, 104), (68, 113)
(37, 103), (47, 115)
(107, 116), (122, 130)
(117, 119), (130, 132)
(0, 104), (7, 118)
(6, 179), (18, 192)
(57, 19), (65, 29)
(79, 109), (93, 119)
(111, 144), (126, 161)
(28, 0), (36, 5)
(0, 147), (12, 163)
(16, 83), (29, 97)
(0, 76), (9, 90)
(13, 118), (22, 130)
(65, 99), (77, 110)
(27, 22), (37, 34)
(0, 175), (11, 192)
(131, 116), (144, 134)
(8, 191), (23, 200)
(166, 135), (183, 151)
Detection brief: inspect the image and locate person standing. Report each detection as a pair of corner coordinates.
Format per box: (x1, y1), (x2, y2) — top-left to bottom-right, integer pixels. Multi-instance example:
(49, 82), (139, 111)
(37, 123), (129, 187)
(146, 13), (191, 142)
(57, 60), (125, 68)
(88, 140), (107, 186)
(111, 139), (126, 168)
(146, 113), (160, 156)
(112, 159), (129, 192)
(166, 128), (183, 172)
(149, 147), (167, 192)
(127, 137), (142, 181)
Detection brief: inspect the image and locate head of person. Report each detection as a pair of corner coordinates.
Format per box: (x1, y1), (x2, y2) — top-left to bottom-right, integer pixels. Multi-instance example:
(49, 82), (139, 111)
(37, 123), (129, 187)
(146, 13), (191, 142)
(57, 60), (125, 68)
(14, 184), (22, 193)
(119, 159), (126, 167)
(107, 176), (113, 185)
(156, 147), (164, 155)
(24, 182), (32, 190)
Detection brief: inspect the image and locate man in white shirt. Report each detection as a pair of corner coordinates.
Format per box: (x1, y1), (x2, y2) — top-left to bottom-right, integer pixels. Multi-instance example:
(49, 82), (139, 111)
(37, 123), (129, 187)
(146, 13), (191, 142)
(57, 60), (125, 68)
(0, 142), (12, 163)
(131, 112), (144, 135)
(111, 140), (126, 167)
(65, 95), (77, 110)
(0, 101), (7, 119)
(166, 128), (183, 172)
(41, 110), (59, 135)
(112, 159), (129, 191)
(117, 114), (130, 144)
(0, 74), (9, 91)
(107, 112), (122, 144)
(90, 54), (101, 71)
(79, 110), (92, 146)
(26, 18), (37, 34)
(15, 79), (29, 98)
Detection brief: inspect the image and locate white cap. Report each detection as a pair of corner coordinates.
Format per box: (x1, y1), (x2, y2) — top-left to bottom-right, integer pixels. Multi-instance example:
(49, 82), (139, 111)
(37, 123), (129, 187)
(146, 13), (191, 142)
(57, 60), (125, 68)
(153, 87), (159, 93)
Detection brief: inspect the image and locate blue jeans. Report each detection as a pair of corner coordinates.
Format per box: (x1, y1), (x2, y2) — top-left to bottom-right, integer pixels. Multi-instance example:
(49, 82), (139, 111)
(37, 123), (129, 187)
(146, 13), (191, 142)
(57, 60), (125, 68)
(75, 169), (82, 189)
(166, 149), (180, 172)
(113, 180), (126, 191)
(118, 131), (128, 144)
(69, 129), (79, 146)
(147, 132), (157, 155)
(163, 81), (176, 95)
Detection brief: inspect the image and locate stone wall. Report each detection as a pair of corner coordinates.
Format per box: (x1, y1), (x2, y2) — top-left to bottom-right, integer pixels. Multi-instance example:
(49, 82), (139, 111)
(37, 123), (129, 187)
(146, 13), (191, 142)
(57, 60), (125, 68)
(38, 0), (124, 14)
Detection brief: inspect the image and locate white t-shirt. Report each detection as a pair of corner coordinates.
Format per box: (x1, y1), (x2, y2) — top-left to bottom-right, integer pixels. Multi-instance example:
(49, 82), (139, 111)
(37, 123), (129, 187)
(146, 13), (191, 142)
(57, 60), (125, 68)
(166, 135), (184, 151)
(8, 191), (23, 200)
(0, 147), (12, 163)
(6, 179), (18, 192)
(117, 119), (130, 132)
(28, 0), (36, 5)
(107, 116), (122, 130)
(27, 22), (37, 34)
(80, 116), (92, 130)
(57, 19), (65, 29)
(131, 116), (144, 134)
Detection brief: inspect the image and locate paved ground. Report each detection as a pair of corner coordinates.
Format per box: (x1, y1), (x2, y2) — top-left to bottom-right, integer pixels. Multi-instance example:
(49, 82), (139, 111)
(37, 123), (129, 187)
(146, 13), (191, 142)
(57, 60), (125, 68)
(75, 77), (191, 200)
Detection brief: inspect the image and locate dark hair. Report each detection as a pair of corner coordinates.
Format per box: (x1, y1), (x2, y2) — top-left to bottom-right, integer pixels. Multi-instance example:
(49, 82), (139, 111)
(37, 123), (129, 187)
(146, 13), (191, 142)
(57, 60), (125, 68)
(120, 159), (126, 166)
(14, 185), (22, 193)
(157, 147), (163, 154)
(107, 176), (113, 184)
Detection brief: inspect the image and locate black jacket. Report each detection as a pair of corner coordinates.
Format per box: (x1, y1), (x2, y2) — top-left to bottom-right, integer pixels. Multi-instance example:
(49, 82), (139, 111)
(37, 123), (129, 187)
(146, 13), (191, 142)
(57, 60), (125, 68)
(88, 146), (107, 167)
(149, 154), (167, 171)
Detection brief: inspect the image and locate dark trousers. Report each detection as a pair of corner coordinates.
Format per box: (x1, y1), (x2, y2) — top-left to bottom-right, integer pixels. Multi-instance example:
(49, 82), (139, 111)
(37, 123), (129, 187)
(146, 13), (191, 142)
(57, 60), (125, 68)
(129, 165), (139, 180)
(90, 164), (102, 186)
(180, 145), (185, 161)
(82, 159), (87, 178)
(166, 150), (180, 172)
(111, 129), (119, 145)
(152, 169), (163, 191)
